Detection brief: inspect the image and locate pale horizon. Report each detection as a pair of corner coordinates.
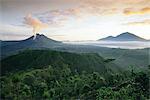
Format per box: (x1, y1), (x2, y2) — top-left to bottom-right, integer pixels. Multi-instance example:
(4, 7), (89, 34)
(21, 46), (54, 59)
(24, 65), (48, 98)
(0, 32), (149, 41)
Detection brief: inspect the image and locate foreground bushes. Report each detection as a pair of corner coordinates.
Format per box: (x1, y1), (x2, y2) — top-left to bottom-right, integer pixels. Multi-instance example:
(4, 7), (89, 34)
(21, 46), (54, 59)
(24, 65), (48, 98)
(1, 65), (149, 99)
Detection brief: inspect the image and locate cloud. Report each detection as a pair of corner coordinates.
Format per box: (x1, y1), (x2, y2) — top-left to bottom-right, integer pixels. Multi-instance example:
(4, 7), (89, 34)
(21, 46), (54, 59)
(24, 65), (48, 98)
(33, 0), (150, 36)
(0, 24), (31, 40)
(125, 19), (150, 25)
(35, 0), (150, 23)
(78, 0), (150, 16)
(35, 8), (83, 27)
(19, 0), (150, 28)
(124, 7), (150, 15)
(0, 33), (30, 37)
(24, 14), (49, 34)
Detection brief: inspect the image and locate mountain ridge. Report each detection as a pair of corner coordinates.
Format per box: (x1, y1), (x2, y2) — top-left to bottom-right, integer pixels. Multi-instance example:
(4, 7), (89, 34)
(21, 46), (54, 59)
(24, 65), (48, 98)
(22, 33), (61, 43)
(2, 33), (61, 45)
(1, 49), (121, 75)
(98, 32), (147, 41)
(1, 33), (63, 58)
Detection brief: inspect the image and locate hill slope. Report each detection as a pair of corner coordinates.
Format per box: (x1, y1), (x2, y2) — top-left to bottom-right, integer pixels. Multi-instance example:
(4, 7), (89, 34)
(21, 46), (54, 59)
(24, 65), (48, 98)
(56, 44), (149, 68)
(1, 50), (120, 75)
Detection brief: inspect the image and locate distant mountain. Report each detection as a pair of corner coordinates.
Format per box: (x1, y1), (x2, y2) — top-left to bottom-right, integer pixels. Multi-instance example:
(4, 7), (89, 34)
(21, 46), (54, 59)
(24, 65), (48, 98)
(1, 33), (62, 58)
(98, 32), (147, 41)
(23, 33), (61, 43)
(1, 33), (61, 46)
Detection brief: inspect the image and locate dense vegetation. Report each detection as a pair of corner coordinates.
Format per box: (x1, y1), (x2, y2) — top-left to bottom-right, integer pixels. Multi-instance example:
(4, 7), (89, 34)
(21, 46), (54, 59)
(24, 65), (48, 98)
(58, 46), (149, 69)
(1, 50), (120, 75)
(1, 50), (149, 99)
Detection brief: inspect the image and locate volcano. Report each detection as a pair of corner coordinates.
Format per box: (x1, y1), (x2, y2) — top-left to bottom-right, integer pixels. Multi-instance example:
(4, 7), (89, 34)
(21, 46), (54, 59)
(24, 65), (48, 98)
(1, 33), (62, 58)
(22, 33), (61, 44)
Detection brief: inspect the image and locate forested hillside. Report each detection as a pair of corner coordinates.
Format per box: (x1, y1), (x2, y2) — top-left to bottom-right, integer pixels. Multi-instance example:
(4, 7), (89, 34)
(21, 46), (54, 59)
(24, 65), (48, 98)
(1, 50), (120, 76)
(57, 46), (149, 68)
(0, 50), (149, 99)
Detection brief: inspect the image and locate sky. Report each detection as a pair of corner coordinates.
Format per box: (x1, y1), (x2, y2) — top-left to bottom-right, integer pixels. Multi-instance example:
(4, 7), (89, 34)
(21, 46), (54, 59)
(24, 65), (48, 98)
(0, 0), (150, 41)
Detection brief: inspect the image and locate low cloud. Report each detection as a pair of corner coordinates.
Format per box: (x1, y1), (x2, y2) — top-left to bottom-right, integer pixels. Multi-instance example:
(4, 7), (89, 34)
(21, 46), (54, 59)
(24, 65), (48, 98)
(124, 7), (150, 15)
(125, 19), (150, 25)
(79, 0), (150, 16)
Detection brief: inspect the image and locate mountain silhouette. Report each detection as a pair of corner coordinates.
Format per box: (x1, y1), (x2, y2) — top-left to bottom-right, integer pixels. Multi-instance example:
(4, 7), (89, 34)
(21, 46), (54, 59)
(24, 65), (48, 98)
(23, 33), (60, 43)
(98, 32), (147, 41)
(1, 33), (62, 58)
(2, 33), (61, 46)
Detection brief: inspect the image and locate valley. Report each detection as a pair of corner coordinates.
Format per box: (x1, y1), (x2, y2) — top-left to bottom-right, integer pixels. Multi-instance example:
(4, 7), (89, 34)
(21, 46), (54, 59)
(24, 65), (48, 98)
(1, 33), (150, 99)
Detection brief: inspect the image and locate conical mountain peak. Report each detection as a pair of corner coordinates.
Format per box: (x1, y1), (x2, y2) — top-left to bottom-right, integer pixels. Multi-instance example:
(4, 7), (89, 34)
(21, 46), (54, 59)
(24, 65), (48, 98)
(98, 32), (146, 41)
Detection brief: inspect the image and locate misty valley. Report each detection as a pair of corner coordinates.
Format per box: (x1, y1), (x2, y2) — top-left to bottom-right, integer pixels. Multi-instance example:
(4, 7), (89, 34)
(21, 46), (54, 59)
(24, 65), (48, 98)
(1, 33), (150, 99)
(64, 41), (149, 49)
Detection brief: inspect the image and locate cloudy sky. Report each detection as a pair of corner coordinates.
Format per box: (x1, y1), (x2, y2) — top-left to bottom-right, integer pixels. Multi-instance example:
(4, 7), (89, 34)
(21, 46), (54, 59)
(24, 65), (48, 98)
(0, 0), (150, 41)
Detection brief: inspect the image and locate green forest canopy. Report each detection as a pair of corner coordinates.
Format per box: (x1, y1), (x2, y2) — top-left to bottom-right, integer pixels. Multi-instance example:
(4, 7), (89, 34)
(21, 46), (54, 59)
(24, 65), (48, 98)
(1, 50), (149, 99)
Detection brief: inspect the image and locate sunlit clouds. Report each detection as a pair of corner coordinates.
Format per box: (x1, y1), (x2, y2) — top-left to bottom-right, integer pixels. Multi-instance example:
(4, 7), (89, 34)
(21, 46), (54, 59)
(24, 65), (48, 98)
(124, 7), (150, 15)
(0, 0), (150, 40)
